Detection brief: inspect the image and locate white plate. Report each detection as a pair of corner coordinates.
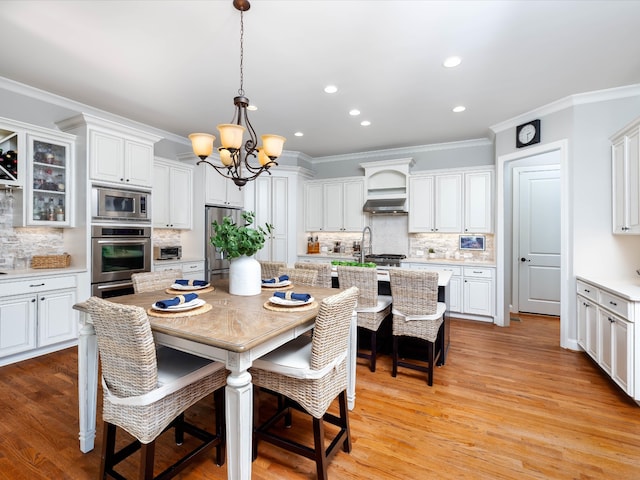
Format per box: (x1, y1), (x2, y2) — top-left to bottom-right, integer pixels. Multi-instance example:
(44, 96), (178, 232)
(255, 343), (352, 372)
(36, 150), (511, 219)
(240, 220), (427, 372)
(269, 295), (314, 307)
(262, 280), (292, 288)
(152, 298), (206, 311)
(171, 283), (210, 291)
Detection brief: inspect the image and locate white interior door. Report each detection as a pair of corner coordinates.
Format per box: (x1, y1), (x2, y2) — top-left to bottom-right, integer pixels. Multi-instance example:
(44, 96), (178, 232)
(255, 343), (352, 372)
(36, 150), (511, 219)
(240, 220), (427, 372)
(516, 167), (561, 316)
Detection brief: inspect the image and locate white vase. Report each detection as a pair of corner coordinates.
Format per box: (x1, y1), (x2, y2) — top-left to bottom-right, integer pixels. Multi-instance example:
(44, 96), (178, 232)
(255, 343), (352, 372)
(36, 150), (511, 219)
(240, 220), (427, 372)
(229, 255), (262, 296)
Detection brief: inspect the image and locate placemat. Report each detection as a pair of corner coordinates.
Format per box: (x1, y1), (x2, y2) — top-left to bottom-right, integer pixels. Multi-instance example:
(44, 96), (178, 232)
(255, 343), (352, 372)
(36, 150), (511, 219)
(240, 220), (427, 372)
(165, 286), (215, 295)
(147, 303), (213, 318)
(263, 300), (318, 312)
(261, 284), (294, 291)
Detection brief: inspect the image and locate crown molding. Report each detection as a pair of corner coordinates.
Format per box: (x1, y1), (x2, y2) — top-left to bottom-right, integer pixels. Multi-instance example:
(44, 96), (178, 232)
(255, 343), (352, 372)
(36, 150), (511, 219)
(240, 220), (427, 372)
(490, 83), (640, 134)
(310, 138), (492, 164)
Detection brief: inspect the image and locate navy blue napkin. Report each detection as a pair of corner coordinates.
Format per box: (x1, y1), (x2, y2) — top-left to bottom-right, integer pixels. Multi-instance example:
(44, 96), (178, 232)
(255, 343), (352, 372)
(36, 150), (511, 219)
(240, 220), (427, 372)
(274, 291), (311, 302)
(175, 279), (208, 286)
(262, 275), (289, 284)
(156, 293), (198, 309)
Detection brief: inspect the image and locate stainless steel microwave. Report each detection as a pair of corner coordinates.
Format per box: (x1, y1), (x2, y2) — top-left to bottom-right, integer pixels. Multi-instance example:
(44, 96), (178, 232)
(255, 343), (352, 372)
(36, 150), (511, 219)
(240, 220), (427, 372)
(91, 186), (150, 222)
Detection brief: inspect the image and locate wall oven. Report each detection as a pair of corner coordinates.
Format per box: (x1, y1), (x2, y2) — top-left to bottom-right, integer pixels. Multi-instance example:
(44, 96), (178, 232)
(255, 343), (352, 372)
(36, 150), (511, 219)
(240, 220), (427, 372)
(91, 186), (150, 222)
(91, 225), (152, 298)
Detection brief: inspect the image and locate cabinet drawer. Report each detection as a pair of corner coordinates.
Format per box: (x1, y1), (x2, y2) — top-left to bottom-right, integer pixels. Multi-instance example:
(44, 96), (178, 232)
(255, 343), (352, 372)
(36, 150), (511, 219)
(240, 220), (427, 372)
(463, 267), (494, 278)
(599, 290), (631, 320)
(404, 263), (462, 276)
(1, 275), (76, 297)
(576, 280), (598, 302)
(181, 261), (205, 273)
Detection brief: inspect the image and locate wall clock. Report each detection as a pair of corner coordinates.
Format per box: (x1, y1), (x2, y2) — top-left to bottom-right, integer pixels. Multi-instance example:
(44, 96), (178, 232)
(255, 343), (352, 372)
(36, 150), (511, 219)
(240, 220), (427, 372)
(516, 119), (541, 148)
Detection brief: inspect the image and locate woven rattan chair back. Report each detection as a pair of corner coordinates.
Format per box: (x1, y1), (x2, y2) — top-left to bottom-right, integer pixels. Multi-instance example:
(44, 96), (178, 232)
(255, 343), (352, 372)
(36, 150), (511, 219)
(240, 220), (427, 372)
(388, 268), (439, 316)
(294, 262), (333, 288)
(259, 261), (286, 279)
(310, 286), (359, 372)
(131, 268), (183, 293)
(336, 265), (378, 309)
(85, 297), (158, 397)
(277, 267), (318, 287)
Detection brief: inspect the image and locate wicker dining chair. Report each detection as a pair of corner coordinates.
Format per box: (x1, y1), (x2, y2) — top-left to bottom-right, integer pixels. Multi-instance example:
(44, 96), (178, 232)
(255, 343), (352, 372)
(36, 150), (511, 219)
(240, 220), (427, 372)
(277, 267), (318, 287)
(85, 296), (226, 480)
(294, 262), (333, 288)
(250, 286), (359, 480)
(131, 269), (183, 293)
(258, 261), (286, 280)
(388, 269), (446, 386)
(337, 265), (392, 372)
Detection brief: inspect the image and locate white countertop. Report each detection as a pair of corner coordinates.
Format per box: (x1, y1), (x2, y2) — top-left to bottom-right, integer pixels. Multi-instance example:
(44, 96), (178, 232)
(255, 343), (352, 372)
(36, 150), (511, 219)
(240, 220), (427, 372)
(577, 275), (640, 301)
(298, 253), (496, 267)
(0, 267), (87, 280)
(330, 265), (452, 286)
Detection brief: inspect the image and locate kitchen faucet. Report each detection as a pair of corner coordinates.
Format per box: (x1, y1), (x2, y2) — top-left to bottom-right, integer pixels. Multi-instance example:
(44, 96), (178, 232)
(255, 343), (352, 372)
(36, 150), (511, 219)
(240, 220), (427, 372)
(360, 225), (372, 263)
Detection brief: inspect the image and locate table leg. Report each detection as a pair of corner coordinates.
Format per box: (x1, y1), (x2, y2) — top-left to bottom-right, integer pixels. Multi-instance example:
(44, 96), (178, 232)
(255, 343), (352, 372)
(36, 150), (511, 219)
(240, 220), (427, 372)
(77, 311), (98, 453)
(347, 314), (357, 410)
(225, 359), (253, 480)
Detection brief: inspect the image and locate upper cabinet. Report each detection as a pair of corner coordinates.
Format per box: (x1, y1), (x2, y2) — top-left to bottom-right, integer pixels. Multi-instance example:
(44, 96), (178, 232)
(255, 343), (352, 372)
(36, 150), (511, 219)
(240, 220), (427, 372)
(153, 158), (193, 229)
(57, 113), (162, 189)
(0, 120), (23, 188)
(304, 178), (364, 232)
(204, 164), (244, 208)
(409, 168), (493, 234)
(611, 118), (640, 234)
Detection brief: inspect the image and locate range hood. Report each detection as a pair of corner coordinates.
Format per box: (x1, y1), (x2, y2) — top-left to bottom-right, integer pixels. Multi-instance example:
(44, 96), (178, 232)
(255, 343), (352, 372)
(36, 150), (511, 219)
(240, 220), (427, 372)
(362, 198), (408, 215)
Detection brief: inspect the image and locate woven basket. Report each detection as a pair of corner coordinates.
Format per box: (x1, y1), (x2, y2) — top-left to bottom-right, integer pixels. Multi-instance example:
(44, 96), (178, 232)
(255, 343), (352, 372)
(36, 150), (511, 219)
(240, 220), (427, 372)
(31, 253), (71, 269)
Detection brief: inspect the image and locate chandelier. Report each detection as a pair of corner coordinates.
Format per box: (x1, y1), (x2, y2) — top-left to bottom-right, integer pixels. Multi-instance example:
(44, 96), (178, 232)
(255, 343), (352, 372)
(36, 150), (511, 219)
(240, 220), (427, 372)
(189, 0), (286, 188)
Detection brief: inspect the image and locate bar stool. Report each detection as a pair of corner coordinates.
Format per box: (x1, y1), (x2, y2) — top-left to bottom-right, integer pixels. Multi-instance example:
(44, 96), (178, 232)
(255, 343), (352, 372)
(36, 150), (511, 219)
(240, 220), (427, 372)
(131, 269), (183, 293)
(388, 269), (446, 386)
(294, 262), (333, 288)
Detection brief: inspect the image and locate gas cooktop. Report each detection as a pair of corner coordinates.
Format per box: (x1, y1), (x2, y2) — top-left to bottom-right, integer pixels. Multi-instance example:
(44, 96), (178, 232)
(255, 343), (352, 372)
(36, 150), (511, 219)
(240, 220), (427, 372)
(364, 254), (407, 267)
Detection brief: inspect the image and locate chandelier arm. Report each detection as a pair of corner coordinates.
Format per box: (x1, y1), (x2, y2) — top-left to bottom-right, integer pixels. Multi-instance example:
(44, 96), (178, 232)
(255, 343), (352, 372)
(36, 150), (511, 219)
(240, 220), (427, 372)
(241, 107), (258, 154)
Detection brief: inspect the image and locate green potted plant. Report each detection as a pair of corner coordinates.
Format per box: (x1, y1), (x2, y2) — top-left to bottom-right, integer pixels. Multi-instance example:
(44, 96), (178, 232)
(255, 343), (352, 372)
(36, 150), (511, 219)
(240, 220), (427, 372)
(211, 211), (273, 295)
(428, 248), (436, 259)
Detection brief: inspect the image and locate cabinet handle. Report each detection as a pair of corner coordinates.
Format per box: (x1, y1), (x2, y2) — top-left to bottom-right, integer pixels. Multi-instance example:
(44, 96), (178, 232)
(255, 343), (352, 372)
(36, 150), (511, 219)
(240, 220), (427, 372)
(31, 298), (36, 303)
(608, 317), (615, 323)
(472, 270), (482, 274)
(584, 288), (590, 293)
(29, 283), (45, 287)
(583, 302), (589, 307)
(609, 301), (617, 306)
(40, 297), (45, 301)
(120, 178), (124, 182)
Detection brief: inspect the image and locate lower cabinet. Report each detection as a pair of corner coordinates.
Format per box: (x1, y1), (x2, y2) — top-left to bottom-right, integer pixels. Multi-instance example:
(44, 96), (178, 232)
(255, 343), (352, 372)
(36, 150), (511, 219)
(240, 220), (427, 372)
(155, 260), (206, 281)
(0, 274), (78, 366)
(576, 278), (635, 399)
(400, 262), (494, 321)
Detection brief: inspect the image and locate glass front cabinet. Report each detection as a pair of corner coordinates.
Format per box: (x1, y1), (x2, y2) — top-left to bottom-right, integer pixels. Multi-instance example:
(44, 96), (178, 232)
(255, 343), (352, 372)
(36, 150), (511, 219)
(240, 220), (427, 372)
(18, 132), (75, 227)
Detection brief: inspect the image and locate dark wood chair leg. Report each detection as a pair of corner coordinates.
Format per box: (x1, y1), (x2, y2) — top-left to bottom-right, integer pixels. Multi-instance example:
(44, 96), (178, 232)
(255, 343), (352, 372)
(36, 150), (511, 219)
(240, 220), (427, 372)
(338, 391), (352, 453)
(174, 413), (185, 445)
(139, 440), (155, 480)
(392, 336), (399, 377)
(427, 341), (434, 386)
(313, 417), (328, 480)
(214, 388), (226, 466)
(369, 330), (377, 372)
(100, 422), (116, 480)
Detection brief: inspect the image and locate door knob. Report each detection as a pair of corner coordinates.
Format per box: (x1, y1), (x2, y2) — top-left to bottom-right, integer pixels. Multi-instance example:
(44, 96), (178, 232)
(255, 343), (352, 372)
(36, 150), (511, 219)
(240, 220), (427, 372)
(520, 257), (527, 262)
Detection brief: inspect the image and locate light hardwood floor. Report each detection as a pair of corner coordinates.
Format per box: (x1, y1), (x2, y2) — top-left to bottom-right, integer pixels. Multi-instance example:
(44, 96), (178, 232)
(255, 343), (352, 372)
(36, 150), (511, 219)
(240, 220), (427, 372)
(1, 315), (639, 479)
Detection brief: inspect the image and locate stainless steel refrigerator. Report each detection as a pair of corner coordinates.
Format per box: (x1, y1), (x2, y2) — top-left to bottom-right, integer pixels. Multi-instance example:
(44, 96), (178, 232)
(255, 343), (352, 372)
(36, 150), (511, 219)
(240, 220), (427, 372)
(205, 205), (243, 282)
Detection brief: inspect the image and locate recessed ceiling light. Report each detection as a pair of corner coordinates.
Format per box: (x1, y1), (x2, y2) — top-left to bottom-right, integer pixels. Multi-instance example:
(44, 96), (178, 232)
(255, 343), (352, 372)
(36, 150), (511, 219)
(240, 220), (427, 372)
(294, 132), (304, 137)
(247, 104), (258, 111)
(349, 109), (361, 116)
(453, 105), (466, 113)
(360, 120), (371, 127)
(443, 56), (462, 68)
(324, 85), (338, 94)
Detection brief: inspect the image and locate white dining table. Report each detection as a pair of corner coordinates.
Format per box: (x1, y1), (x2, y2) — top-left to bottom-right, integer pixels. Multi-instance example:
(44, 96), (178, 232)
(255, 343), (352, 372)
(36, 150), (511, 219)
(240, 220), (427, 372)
(74, 280), (356, 480)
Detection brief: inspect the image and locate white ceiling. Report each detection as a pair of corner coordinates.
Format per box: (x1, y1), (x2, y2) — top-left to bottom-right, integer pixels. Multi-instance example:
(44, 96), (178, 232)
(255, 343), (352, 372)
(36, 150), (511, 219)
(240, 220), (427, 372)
(1, 0), (640, 158)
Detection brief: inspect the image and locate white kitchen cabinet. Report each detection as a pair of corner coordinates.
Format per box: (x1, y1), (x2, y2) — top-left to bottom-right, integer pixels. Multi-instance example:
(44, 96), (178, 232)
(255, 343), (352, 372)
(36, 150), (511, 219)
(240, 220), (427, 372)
(56, 113), (162, 189)
(254, 175), (288, 262)
(0, 274), (78, 366)
(153, 158), (193, 229)
(304, 182), (323, 231)
(408, 175), (434, 232)
(435, 174), (463, 233)
(155, 260), (205, 281)
(611, 118), (640, 234)
(464, 170), (493, 233)
(204, 166), (244, 207)
(576, 277), (635, 399)
(323, 179), (365, 232)
(462, 267), (494, 318)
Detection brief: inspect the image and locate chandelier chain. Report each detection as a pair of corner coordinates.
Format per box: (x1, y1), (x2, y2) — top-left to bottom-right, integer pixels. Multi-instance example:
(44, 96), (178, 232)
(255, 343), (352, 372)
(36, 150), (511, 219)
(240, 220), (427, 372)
(238, 9), (244, 96)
